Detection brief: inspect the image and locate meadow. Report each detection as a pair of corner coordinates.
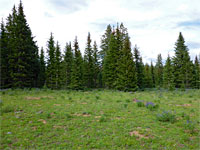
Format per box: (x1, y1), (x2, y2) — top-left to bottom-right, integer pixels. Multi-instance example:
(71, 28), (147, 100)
(1, 89), (200, 149)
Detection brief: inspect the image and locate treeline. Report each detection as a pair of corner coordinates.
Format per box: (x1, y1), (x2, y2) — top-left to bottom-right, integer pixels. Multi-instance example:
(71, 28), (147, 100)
(0, 2), (200, 91)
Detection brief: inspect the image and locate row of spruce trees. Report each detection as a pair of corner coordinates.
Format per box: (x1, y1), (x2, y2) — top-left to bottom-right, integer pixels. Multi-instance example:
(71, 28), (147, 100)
(1, 1), (200, 91)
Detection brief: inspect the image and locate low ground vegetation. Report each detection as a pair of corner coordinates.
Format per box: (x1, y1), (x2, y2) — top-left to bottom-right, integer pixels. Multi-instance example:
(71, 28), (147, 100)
(1, 89), (200, 149)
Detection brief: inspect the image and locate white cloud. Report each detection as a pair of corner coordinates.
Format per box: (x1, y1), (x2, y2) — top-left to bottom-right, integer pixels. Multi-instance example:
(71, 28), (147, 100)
(0, 0), (200, 63)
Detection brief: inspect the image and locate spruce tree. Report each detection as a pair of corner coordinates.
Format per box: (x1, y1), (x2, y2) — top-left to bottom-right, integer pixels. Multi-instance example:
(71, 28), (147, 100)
(193, 56), (200, 89)
(93, 41), (100, 88)
(155, 54), (163, 89)
(46, 33), (56, 89)
(163, 55), (175, 90)
(150, 61), (155, 87)
(133, 45), (145, 89)
(38, 47), (46, 87)
(144, 63), (153, 88)
(0, 20), (9, 89)
(115, 35), (137, 91)
(55, 41), (62, 89)
(5, 2), (40, 88)
(83, 32), (94, 88)
(102, 32), (118, 88)
(70, 37), (84, 90)
(63, 42), (73, 88)
(100, 24), (112, 66)
(173, 32), (192, 90)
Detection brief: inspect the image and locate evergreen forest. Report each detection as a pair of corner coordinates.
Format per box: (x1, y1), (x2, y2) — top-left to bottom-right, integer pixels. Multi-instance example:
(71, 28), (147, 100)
(1, 2), (200, 91)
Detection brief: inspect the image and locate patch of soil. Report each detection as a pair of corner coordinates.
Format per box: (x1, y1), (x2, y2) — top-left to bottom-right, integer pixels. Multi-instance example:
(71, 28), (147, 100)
(129, 131), (149, 139)
(54, 104), (61, 106)
(25, 97), (40, 100)
(38, 119), (47, 124)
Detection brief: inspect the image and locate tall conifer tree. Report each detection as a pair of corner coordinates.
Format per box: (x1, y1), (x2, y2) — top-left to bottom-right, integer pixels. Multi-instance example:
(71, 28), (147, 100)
(163, 55), (175, 90)
(102, 32), (118, 88)
(63, 42), (73, 88)
(155, 54), (163, 89)
(38, 47), (46, 87)
(0, 20), (9, 88)
(93, 41), (100, 88)
(115, 35), (137, 91)
(173, 32), (192, 90)
(133, 45), (145, 89)
(46, 33), (56, 89)
(83, 32), (94, 88)
(71, 37), (83, 90)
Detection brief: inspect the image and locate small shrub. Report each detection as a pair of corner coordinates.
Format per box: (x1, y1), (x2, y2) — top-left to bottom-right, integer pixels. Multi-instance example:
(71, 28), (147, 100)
(99, 116), (107, 123)
(146, 102), (159, 111)
(156, 110), (176, 123)
(2, 105), (15, 113)
(124, 103), (128, 108)
(184, 120), (196, 133)
(95, 95), (100, 100)
(136, 100), (144, 107)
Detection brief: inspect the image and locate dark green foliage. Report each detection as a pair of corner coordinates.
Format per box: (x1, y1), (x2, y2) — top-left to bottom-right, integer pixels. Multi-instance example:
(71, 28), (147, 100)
(156, 110), (176, 123)
(163, 55), (175, 90)
(115, 34), (137, 91)
(70, 37), (84, 90)
(3, 2), (40, 88)
(192, 56), (200, 89)
(63, 42), (73, 88)
(144, 63), (153, 88)
(103, 32), (118, 88)
(55, 42), (62, 89)
(150, 61), (155, 87)
(38, 47), (46, 87)
(133, 46), (145, 89)
(173, 32), (193, 90)
(100, 24), (112, 65)
(83, 32), (94, 88)
(46, 33), (56, 89)
(0, 20), (10, 89)
(155, 54), (163, 89)
(136, 101), (145, 107)
(93, 41), (101, 88)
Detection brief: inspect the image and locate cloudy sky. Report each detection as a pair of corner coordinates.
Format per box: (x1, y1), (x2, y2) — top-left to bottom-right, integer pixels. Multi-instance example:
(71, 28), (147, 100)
(1, 0), (200, 63)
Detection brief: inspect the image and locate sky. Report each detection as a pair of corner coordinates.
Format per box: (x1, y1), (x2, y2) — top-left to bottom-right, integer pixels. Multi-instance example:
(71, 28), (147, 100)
(1, 0), (200, 63)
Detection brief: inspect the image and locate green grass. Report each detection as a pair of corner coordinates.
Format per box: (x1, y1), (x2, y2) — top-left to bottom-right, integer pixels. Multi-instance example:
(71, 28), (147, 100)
(1, 89), (200, 149)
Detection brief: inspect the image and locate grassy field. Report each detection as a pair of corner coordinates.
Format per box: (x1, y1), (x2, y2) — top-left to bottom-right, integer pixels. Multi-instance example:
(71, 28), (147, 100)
(1, 89), (200, 149)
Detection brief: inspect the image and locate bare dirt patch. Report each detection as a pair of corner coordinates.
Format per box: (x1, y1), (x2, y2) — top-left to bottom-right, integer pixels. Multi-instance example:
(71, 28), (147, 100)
(25, 97), (40, 100)
(38, 119), (47, 124)
(129, 130), (152, 139)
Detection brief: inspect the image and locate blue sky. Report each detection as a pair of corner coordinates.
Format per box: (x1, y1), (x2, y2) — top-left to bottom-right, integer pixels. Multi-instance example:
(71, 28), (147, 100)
(1, 0), (200, 63)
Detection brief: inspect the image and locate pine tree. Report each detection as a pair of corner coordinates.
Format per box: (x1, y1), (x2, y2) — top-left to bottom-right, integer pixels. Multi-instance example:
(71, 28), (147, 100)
(5, 2), (40, 88)
(6, 6), (18, 88)
(173, 32), (192, 90)
(115, 34), (137, 91)
(83, 32), (94, 88)
(63, 42), (73, 88)
(150, 61), (155, 87)
(102, 32), (118, 88)
(100, 24), (112, 66)
(155, 54), (163, 89)
(133, 45), (145, 89)
(163, 55), (175, 91)
(93, 41), (100, 88)
(38, 47), (46, 87)
(46, 33), (56, 89)
(70, 37), (84, 90)
(55, 41), (62, 89)
(144, 63), (153, 88)
(193, 56), (200, 89)
(0, 20), (10, 89)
